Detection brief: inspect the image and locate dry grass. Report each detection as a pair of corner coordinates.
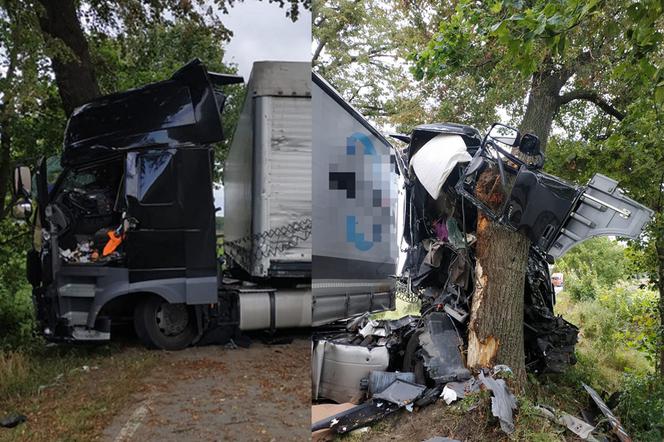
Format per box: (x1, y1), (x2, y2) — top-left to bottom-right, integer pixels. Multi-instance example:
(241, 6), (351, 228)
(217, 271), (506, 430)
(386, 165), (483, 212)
(0, 345), (160, 442)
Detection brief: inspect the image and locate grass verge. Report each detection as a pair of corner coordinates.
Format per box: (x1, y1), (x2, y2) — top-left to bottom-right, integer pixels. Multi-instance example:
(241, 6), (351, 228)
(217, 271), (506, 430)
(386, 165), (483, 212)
(0, 343), (160, 442)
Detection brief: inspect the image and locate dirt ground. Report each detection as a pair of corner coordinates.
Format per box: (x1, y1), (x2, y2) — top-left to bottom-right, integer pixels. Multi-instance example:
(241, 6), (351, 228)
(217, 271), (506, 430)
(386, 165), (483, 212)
(101, 337), (311, 442)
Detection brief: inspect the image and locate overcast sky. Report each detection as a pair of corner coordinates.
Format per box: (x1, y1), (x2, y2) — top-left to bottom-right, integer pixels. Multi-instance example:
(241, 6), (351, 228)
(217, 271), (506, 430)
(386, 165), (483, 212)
(221, 1), (311, 79)
(214, 1), (311, 213)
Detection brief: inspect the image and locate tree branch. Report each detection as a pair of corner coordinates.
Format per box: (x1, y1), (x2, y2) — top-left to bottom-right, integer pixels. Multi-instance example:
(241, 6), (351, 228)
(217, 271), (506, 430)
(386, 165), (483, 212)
(558, 89), (625, 120)
(312, 37), (327, 64)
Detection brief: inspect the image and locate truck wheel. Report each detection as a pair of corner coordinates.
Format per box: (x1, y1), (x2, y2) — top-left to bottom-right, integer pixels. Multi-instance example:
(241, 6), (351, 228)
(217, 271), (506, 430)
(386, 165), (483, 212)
(134, 296), (196, 350)
(402, 329), (427, 385)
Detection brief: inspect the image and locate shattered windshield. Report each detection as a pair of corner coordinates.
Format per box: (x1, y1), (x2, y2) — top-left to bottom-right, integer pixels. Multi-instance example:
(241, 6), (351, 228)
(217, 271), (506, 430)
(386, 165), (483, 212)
(57, 160), (122, 196)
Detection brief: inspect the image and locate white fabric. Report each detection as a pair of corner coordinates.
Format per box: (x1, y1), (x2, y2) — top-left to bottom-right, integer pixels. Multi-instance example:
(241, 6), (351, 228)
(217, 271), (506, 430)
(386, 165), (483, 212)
(409, 134), (472, 199)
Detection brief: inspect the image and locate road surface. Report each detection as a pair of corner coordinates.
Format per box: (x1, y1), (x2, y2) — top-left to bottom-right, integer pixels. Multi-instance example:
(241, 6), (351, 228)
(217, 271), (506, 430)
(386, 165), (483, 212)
(102, 337), (310, 442)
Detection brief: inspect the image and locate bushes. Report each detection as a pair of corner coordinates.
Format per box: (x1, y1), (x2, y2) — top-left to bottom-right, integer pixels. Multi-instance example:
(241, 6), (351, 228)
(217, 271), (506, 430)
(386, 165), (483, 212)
(616, 372), (664, 441)
(555, 237), (628, 301)
(0, 287), (37, 351)
(0, 218), (37, 351)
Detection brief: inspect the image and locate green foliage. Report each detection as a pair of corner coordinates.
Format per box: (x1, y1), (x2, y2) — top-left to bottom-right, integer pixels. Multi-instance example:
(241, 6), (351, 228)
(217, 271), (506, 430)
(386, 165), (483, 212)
(0, 219), (37, 350)
(555, 237), (628, 300)
(559, 284), (660, 367)
(616, 372), (664, 441)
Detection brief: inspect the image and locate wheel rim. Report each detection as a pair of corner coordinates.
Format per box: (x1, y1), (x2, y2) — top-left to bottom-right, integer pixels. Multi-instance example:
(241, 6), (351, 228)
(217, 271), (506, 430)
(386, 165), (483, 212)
(155, 303), (189, 336)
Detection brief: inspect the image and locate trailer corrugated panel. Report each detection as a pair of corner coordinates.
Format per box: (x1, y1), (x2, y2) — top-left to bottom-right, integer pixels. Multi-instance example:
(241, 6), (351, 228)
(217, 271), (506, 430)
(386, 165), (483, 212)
(253, 96), (312, 276)
(224, 62), (311, 278)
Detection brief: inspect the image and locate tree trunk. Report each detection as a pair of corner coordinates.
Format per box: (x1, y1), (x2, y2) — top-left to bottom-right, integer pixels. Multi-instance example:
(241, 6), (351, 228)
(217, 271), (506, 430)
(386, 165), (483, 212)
(0, 126), (11, 218)
(657, 238), (664, 376)
(35, 0), (100, 116)
(520, 69), (571, 151)
(467, 214), (530, 384)
(467, 68), (567, 389)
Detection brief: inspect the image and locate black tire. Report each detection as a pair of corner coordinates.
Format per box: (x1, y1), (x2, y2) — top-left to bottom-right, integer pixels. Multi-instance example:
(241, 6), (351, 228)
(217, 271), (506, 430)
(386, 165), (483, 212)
(134, 296), (196, 350)
(402, 329), (427, 386)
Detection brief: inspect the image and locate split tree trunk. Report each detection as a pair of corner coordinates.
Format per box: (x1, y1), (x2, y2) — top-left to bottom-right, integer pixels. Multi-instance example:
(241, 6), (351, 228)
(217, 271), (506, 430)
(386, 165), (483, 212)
(466, 67), (567, 389)
(35, 0), (100, 116)
(467, 215), (530, 383)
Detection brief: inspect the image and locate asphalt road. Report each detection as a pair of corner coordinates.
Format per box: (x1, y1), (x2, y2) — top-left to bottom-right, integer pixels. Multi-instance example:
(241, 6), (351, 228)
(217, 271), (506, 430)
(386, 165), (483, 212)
(102, 337), (311, 442)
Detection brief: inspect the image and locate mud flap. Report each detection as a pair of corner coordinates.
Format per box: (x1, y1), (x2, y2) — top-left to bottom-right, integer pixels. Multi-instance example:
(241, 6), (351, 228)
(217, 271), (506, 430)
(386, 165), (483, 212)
(418, 312), (471, 383)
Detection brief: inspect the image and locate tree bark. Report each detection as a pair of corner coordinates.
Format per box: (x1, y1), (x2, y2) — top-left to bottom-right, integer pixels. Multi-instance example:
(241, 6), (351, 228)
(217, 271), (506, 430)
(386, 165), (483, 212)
(657, 238), (664, 376)
(467, 214), (530, 381)
(467, 68), (568, 389)
(520, 69), (571, 151)
(35, 0), (100, 116)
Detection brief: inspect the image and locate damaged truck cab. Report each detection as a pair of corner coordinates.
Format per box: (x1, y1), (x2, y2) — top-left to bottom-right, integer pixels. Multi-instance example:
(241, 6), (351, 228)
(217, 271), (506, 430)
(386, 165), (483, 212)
(312, 121), (654, 413)
(18, 60), (243, 348)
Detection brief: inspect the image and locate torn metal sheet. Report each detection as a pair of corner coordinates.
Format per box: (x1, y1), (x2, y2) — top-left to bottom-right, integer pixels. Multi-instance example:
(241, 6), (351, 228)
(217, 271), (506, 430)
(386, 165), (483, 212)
(368, 371), (416, 395)
(317, 341), (390, 404)
(373, 379), (426, 406)
(479, 371), (517, 434)
(534, 405), (596, 440)
(583, 383), (632, 442)
(503, 167), (580, 250)
(444, 377), (481, 401)
(419, 312), (471, 383)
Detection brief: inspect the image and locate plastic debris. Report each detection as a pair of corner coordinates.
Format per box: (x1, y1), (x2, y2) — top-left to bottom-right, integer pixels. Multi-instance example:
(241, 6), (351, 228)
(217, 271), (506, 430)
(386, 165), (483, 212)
(0, 413), (27, 429)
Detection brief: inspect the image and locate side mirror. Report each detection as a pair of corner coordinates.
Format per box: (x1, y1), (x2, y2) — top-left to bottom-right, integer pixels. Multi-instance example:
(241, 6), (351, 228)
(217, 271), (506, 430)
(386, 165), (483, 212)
(12, 201), (33, 220)
(487, 123), (520, 147)
(518, 133), (541, 156)
(12, 166), (31, 198)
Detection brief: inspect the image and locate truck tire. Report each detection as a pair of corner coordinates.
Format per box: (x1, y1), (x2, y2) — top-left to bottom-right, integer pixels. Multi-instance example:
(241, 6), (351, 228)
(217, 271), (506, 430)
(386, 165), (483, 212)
(402, 329), (427, 385)
(134, 296), (196, 350)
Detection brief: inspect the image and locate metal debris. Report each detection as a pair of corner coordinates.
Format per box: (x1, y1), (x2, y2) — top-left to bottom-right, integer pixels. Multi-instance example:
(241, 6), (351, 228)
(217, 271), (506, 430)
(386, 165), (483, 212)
(418, 312), (471, 384)
(583, 383), (632, 442)
(368, 371), (417, 396)
(479, 371), (518, 434)
(534, 405), (596, 440)
(373, 379), (426, 406)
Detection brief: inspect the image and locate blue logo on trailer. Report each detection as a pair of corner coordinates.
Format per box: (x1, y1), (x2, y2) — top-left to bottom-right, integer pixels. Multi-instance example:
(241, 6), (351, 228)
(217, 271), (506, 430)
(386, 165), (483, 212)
(344, 132), (380, 251)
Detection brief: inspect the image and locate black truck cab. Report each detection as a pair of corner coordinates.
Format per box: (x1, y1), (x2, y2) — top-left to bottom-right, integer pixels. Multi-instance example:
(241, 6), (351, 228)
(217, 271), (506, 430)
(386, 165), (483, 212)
(21, 60), (242, 349)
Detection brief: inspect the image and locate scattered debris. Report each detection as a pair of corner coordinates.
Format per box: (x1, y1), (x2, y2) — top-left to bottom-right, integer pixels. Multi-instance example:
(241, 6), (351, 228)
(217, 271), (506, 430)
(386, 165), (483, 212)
(373, 379), (426, 406)
(368, 371), (416, 396)
(0, 413), (27, 429)
(583, 383), (632, 442)
(312, 400), (401, 435)
(478, 371), (517, 434)
(423, 437), (461, 442)
(59, 239), (122, 264)
(534, 405), (596, 440)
